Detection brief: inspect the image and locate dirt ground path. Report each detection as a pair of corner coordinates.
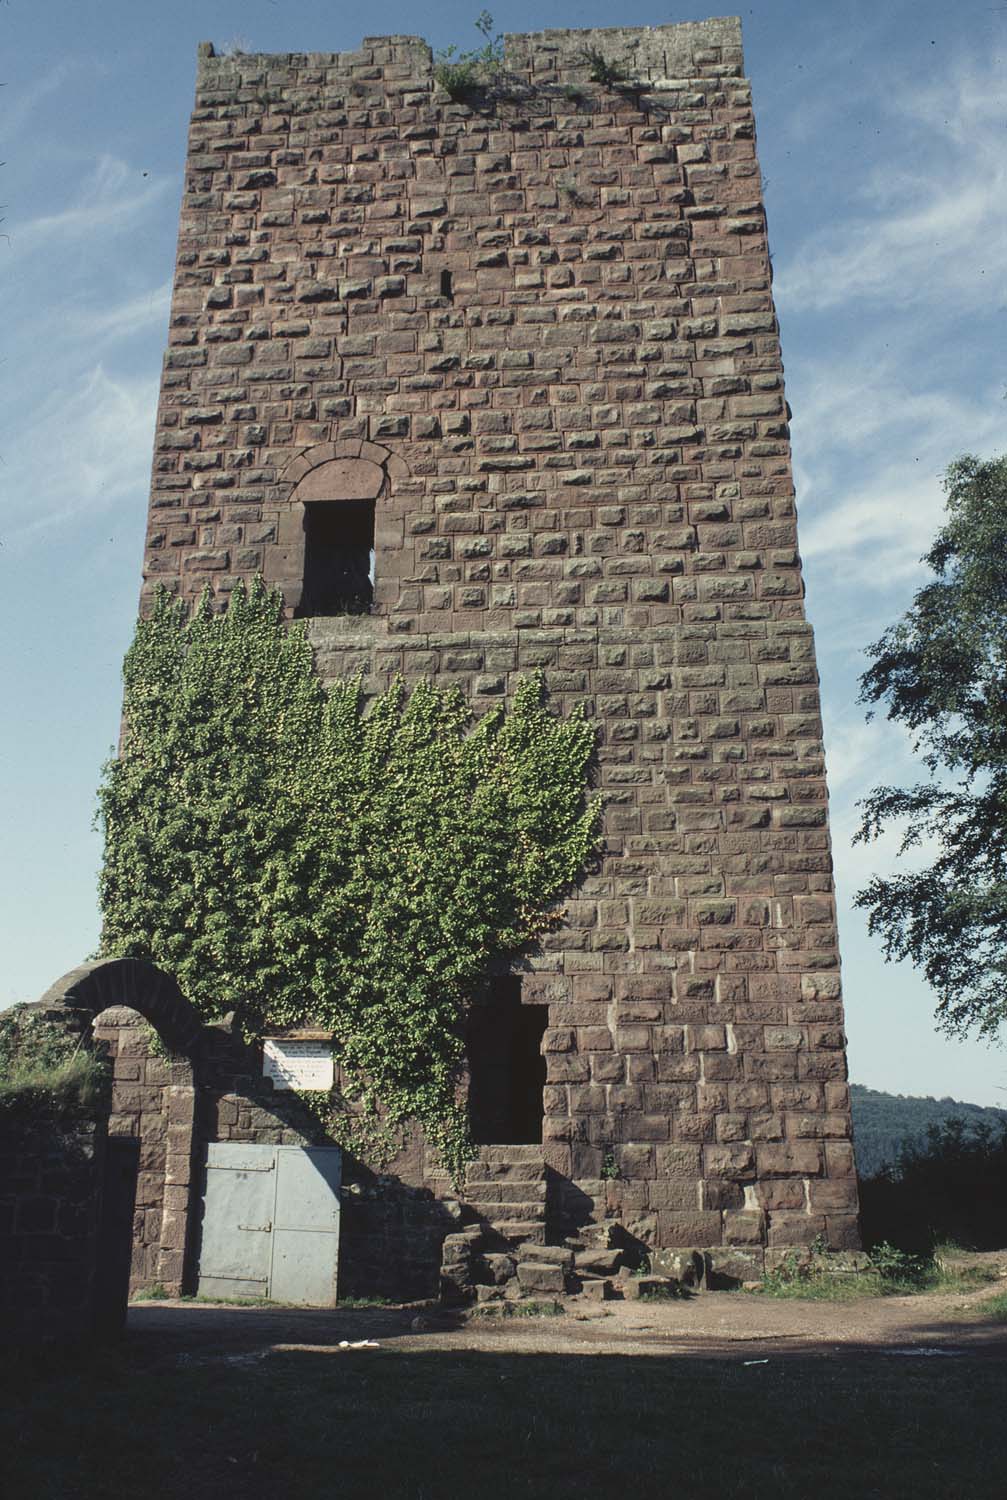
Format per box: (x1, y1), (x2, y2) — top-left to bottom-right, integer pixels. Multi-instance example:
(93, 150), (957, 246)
(128, 1280), (1007, 1364)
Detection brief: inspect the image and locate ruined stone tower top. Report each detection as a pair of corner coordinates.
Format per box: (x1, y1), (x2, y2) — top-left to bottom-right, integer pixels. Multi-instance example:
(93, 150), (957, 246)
(194, 18), (745, 83)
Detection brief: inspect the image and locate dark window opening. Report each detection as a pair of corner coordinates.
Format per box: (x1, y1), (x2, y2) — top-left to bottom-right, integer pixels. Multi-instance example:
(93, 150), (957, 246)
(440, 268), (453, 301)
(467, 979), (548, 1145)
(298, 499), (374, 616)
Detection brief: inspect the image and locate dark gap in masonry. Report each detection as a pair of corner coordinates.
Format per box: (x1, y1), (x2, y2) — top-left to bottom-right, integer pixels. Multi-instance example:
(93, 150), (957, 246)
(467, 978), (548, 1145)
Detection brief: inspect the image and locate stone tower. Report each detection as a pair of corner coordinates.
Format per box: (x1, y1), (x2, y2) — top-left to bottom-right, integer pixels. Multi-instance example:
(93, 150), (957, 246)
(140, 18), (858, 1282)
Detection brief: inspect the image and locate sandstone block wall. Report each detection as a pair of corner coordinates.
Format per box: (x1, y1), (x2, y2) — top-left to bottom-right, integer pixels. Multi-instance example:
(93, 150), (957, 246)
(93, 1007), (196, 1295)
(140, 17), (859, 1269)
(0, 1115), (106, 1344)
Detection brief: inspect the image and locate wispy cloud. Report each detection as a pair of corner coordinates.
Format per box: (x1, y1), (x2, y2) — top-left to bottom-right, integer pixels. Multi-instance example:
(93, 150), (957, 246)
(17, 155), (174, 247)
(4, 364), (158, 546)
(0, 148), (174, 547)
(790, 351), (1004, 589)
(776, 60), (1007, 315)
(825, 710), (944, 905)
(64, 281), (173, 343)
(3, 61), (92, 140)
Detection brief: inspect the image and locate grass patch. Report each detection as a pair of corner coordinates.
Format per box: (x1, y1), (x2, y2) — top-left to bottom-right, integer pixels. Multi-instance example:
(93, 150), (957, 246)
(476, 1299), (565, 1319)
(0, 1056), (109, 1128)
(131, 1290), (283, 1308)
(974, 1291), (1007, 1322)
(3, 1340), (1007, 1498)
(752, 1243), (1000, 1302)
(752, 1270), (872, 1302)
(335, 1296), (397, 1310)
(180, 1294), (282, 1308)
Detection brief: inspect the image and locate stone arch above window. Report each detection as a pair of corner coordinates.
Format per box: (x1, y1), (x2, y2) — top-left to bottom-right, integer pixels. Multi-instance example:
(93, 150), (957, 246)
(275, 441), (409, 618)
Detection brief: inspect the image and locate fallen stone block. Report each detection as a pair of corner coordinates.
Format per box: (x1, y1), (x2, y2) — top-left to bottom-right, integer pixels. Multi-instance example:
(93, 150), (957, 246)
(574, 1247), (623, 1276)
(480, 1252), (517, 1285)
(651, 1247), (705, 1286)
(517, 1242), (573, 1268)
(579, 1277), (615, 1301)
(516, 1261), (567, 1295)
(621, 1274), (681, 1300)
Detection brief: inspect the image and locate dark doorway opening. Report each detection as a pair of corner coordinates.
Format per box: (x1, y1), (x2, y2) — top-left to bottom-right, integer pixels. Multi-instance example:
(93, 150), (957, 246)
(298, 499), (374, 616)
(95, 1135), (139, 1335)
(467, 980), (548, 1145)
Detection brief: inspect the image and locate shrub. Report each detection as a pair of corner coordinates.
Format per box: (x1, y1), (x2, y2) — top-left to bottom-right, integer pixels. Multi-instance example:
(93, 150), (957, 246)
(434, 11), (504, 101)
(577, 46), (629, 88)
(859, 1116), (1007, 1252)
(0, 1005), (109, 1124)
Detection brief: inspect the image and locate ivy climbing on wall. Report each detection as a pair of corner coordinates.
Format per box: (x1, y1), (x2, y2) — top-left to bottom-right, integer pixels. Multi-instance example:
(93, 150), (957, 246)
(98, 579), (600, 1175)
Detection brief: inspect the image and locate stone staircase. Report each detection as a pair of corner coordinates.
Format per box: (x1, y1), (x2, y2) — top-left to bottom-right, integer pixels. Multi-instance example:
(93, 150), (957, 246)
(441, 1152), (702, 1308)
(438, 1146), (679, 1304)
(439, 1145), (548, 1302)
(460, 1145), (546, 1247)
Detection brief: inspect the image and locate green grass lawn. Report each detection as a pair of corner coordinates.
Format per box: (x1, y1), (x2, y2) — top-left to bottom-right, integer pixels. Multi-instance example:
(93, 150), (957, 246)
(3, 1340), (1006, 1500)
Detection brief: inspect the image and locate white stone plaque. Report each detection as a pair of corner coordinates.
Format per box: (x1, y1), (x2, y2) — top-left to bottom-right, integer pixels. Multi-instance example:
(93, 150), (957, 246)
(263, 1038), (334, 1091)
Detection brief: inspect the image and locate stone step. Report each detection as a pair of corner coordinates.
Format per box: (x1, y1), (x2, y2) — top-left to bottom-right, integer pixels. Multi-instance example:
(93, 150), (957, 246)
(516, 1242), (572, 1267)
(564, 1221), (620, 1251)
(465, 1160), (545, 1183)
(483, 1218), (546, 1246)
(472, 1145), (544, 1164)
(461, 1182), (545, 1206)
(468, 1206), (552, 1230)
(468, 1194), (546, 1218)
(454, 1145), (549, 1258)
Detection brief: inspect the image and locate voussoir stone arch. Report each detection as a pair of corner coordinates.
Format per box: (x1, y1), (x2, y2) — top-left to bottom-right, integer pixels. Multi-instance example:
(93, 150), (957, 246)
(279, 438), (410, 493)
(270, 440), (411, 611)
(38, 957), (204, 1057)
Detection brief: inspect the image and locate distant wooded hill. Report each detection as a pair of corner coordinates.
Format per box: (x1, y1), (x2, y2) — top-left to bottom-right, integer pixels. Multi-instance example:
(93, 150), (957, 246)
(851, 1083), (1007, 1178)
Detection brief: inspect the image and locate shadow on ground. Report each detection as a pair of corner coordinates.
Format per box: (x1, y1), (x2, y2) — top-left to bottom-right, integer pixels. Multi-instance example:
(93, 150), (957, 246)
(122, 1289), (1007, 1365)
(4, 1314), (1007, 1500)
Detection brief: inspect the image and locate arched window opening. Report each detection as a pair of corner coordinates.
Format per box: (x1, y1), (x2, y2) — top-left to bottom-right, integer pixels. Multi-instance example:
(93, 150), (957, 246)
(299, 498), (375, 616)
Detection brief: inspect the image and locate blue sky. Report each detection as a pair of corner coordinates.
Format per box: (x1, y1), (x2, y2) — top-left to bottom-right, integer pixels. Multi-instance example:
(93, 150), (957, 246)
(2, 1), (1005, 1104)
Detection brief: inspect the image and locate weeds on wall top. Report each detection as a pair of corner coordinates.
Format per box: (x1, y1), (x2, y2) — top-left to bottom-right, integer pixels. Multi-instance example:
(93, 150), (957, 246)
(577, 46), (630, 88)
(434, 11), (505, 101)
(98, 579), (600, 1179)
(0, 1005), (110, 1124)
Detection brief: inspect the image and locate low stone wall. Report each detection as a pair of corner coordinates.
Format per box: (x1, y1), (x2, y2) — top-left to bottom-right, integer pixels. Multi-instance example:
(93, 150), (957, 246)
(339, 1177), (461, 1302)
(0, 1114), (106, 1345)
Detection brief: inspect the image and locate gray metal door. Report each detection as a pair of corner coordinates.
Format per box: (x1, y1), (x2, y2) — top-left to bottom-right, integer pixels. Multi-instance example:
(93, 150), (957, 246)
(197, 1143), (341, 1305)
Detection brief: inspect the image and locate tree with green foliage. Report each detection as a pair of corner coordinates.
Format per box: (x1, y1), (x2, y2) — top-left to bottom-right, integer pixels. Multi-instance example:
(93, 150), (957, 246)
(858, 1114), (1007, 1252)
(98, 580), (599, 1173)
(855, 452), (1007, 1041)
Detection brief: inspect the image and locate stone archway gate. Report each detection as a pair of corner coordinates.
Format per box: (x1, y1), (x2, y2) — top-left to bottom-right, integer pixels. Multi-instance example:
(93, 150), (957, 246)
(38, 958), (204, 1297)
